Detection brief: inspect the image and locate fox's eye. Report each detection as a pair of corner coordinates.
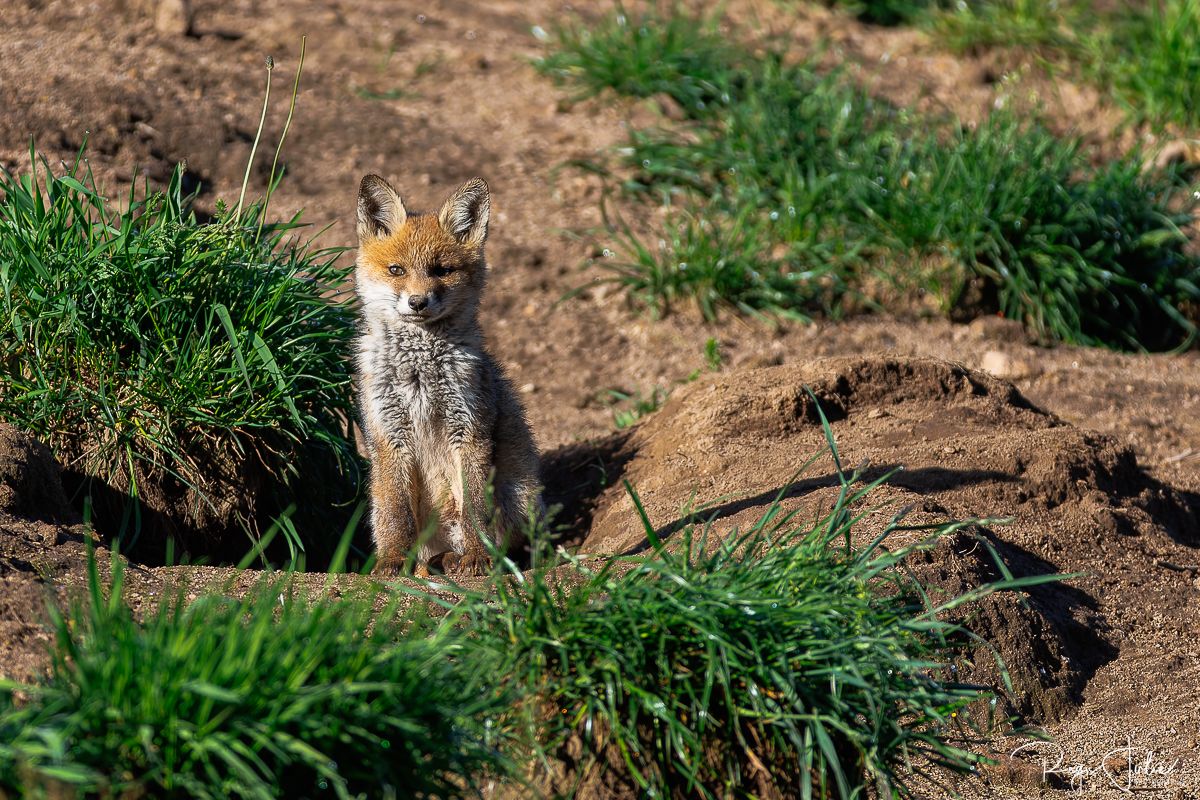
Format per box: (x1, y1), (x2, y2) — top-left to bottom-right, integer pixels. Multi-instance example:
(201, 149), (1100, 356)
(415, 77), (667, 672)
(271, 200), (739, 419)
(387, 263), (405, 276)
(429, 264), (454, 278)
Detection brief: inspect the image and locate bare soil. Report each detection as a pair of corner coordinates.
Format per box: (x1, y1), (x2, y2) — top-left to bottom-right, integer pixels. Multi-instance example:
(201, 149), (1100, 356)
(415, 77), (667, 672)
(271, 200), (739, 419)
(2, 1), (1200, 797)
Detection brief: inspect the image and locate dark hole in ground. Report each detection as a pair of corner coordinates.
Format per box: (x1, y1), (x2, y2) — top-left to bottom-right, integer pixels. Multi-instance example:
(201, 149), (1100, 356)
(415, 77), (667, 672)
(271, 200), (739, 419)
(505, 432), (633, 569)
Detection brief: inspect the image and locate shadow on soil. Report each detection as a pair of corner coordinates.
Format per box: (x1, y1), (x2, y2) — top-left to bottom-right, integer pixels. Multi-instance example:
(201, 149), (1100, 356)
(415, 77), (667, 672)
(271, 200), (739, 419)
(60, 466), (368, 572)
(1142, 476), (1200, 547)
(972, 527), (1119, 720)
(625, 465), (1019, 555)
(515, 432), (632, 565)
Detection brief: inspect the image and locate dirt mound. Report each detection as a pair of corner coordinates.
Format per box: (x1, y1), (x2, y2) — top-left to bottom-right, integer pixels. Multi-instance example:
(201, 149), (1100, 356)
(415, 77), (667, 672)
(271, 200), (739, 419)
(582, 357), (1135, 553)
(575, 356), (1194, 724)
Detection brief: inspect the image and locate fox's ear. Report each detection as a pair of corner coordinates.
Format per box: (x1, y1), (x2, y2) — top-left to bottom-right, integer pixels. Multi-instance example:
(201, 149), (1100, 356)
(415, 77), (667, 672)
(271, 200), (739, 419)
(357, 175), (407, 241)
(438, 178), (490, 247)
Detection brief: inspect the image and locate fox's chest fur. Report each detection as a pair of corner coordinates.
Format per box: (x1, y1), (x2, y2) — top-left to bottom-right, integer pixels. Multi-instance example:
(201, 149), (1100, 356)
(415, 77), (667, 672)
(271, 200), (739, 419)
(358, 324), (488, 443)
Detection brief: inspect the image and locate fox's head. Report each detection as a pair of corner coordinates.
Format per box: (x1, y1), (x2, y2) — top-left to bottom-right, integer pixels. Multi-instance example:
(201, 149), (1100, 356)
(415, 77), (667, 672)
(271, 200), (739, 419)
(355, 175), (490, 327)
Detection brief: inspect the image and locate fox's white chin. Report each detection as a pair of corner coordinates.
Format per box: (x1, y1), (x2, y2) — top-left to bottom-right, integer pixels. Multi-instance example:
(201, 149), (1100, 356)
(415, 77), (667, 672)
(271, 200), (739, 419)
(397, 312), (431, 324)
(396, 307), (449, 326)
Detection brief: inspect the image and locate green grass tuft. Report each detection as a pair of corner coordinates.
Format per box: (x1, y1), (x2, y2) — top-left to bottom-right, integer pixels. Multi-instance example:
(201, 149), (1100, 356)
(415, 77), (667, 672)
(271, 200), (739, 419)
(0, 150), (360, 561)
(0, 551), (504, 799)
(602, 199), (846, 322)
(930, 0), (1079, 54)
(607, 386), (667, 428)
(927, 0), (1200, 132)
(1102, 0), (1200, 130)
(534, 2), (739, 116)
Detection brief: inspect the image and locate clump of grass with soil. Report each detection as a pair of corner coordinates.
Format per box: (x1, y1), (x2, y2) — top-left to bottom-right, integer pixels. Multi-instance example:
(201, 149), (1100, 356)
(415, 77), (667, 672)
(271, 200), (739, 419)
(925, 0), (1200, 131)
(0, 550), (505, 799)
(0, 150), (359, 561)
(533, 2), (739, 116)
(930, 0), (1080, 55)
(606, 385), (668, 428)
(459, 432), (1053, 798)
(541, 5), (1200, 350)
(1099, 0), (1200, 130)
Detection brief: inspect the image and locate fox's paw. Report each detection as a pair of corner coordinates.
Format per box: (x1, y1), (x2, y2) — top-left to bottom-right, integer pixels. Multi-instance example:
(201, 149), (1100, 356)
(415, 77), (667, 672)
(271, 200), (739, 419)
(372, 557), (422, 578)
(440, 551), (491, 577)
(371, 559), (402, 577)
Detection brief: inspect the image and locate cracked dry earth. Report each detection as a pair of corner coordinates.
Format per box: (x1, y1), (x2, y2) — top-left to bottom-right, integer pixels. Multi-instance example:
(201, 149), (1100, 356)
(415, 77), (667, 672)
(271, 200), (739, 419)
(2, 1), (1200, 797)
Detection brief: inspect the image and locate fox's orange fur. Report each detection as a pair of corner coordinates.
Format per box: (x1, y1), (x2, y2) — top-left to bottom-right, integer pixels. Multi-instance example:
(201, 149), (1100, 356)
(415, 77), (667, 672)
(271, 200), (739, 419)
(354, 175), (542, 576)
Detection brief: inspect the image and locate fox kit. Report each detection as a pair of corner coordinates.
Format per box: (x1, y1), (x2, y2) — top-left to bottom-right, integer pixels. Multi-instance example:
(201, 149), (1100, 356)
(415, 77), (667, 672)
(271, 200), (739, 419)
(354, 174), (542, 576)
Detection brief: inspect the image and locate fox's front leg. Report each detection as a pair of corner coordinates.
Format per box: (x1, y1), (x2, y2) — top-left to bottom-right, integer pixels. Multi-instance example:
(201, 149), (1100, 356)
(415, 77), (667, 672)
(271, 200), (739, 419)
(441, 436), (494, 577)
(368, 441), (423, 577)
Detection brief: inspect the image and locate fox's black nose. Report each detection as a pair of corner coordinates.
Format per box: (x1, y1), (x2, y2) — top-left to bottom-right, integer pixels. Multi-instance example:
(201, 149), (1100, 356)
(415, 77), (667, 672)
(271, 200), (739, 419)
(408, 294), (429, 312)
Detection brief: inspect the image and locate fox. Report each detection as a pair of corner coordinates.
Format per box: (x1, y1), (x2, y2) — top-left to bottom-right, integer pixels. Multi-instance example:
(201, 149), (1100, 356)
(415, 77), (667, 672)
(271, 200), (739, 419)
(353, 174), (542, 576)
